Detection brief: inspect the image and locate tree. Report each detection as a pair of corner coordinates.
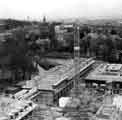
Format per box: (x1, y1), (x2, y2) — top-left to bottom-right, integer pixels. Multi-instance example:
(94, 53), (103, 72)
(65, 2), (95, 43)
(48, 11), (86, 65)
(4, 28), (37, 82)
(49, 23), (57, 50)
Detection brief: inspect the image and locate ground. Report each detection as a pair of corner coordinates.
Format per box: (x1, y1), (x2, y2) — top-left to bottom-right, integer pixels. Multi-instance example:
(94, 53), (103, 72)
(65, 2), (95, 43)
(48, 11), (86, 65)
(23, 84), (105, 120)
(22, 61), (105, 120)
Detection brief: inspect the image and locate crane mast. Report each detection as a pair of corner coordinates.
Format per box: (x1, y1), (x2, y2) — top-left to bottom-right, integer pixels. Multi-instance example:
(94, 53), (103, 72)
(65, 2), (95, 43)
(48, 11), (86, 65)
(73, 24), (80, 96)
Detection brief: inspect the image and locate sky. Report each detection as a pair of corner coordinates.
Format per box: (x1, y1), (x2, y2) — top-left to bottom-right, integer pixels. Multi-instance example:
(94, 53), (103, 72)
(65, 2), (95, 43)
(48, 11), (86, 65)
(0, 0), (122, 20)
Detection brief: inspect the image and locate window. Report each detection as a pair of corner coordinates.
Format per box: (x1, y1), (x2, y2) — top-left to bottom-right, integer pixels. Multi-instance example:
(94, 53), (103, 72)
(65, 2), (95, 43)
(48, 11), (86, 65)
(36, 99), (38, 102)
(10, 115), (14, 119)
(29, 102), (32, 106)
(15, 112), (19, 118)
(20, 109), (23, 112)
(24, 106), (28, 110)
(116, 83), (120, 89)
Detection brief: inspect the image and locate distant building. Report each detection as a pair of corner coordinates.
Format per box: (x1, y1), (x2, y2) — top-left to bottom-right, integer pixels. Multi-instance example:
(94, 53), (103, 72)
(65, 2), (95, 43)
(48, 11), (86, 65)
(35, 38), (50, 52)
(55, 24), (74, 48)
(0, 20), (6, 33)
(43, 16), (46, 23)
(39, 16), (50, 39)
(0, 32), (13, 42)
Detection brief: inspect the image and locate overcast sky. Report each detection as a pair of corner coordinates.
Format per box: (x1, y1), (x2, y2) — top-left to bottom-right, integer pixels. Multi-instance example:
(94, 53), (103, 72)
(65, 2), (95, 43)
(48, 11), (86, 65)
(0, 0), (122, 20)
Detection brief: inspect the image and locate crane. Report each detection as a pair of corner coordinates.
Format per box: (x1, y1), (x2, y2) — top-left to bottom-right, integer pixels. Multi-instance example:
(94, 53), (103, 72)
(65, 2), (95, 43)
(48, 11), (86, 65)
(72, 24), (81, 97)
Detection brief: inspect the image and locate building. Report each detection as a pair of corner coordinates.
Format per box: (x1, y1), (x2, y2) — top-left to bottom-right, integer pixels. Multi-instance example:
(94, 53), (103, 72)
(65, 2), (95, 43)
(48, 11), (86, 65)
(0, 32), (13, 42)
(19, 58), (95, 105)
(0, 20), (6, 33)
(35, 38), (50, 52)
(39, 17), (50, 39)
(55, 24), (74, 49)
(94, 104), (119, 120)
(0, 96), (37, 120)
(85, 63), (122, 94)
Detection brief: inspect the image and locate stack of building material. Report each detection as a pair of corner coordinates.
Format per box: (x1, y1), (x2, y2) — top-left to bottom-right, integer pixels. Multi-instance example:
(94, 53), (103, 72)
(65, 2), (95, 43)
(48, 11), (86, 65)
(59, 97), (71, 108)
(59, 97), (80, 109)
(113, 95), (122, 111)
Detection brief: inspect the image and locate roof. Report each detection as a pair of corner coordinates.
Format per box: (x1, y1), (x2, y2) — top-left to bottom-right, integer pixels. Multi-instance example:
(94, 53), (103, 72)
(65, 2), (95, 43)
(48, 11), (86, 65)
(14, 88), (38, 100)
(85, 63), (122, 82)
(96, 114), (110, 120)
(107, 64), (122, 71)
(36, 73), (68, 91)
(36, 38), (50, 44)
(5, 86), (20, 92)
(14, 89), (28, 98)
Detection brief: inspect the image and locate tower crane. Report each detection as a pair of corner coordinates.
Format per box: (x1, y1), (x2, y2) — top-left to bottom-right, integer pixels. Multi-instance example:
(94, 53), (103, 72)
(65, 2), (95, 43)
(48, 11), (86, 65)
(71, 24), (81, 97)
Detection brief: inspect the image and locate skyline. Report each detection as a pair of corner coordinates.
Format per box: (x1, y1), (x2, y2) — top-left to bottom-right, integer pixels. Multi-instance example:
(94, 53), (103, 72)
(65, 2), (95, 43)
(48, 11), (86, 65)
(0, 0), (122, 20)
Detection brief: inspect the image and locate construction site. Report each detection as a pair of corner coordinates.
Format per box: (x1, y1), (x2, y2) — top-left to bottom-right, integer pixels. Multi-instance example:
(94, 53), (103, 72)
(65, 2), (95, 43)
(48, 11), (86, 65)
(0, 24), (122, 120)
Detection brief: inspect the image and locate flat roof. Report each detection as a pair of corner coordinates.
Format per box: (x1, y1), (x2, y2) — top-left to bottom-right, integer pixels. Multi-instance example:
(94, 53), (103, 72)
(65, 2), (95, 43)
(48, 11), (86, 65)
(85, 63), (122, 82)
(107, 64), (122, 71)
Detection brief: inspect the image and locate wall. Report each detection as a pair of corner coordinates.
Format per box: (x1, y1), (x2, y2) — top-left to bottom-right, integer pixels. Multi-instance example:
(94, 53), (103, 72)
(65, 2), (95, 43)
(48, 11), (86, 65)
(31, 90), (54, 105)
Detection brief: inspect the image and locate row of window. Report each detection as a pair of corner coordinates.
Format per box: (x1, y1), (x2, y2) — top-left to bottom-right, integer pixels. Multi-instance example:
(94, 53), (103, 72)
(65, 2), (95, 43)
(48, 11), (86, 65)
(54, 81), (74, 103)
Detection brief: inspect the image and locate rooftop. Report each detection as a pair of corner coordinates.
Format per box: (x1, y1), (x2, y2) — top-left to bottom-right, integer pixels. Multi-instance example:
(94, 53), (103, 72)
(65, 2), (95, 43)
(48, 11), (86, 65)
(85, 63), (122, 82)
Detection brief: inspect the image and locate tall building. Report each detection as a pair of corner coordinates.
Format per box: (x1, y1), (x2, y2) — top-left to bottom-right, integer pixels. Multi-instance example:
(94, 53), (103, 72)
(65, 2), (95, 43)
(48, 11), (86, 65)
(39, 16), (49, 39)
(55, 24), (74, 49)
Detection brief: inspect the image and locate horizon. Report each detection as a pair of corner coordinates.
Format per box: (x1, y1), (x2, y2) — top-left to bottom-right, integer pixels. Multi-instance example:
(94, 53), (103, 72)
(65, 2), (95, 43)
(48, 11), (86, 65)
(0, 0), (122, 21)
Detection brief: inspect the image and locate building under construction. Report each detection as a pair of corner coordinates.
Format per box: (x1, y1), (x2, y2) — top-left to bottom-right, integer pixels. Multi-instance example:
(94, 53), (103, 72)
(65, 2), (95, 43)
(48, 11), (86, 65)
(19, 58), (95, 105)
(0, 96), (37, 120)
(85, 63), (122, 94)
